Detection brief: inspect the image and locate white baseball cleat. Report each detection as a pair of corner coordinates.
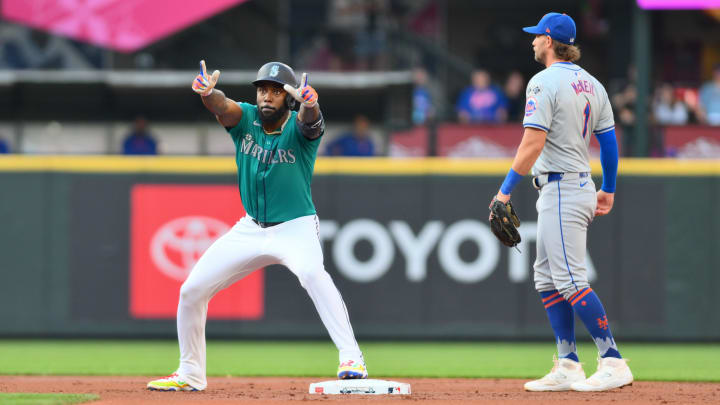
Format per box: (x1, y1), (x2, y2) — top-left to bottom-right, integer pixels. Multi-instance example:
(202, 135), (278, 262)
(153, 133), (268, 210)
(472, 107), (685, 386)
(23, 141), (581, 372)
(524, 357), (586, 391)
(571, 357), (633, 391)
(337, 359), (368, 379)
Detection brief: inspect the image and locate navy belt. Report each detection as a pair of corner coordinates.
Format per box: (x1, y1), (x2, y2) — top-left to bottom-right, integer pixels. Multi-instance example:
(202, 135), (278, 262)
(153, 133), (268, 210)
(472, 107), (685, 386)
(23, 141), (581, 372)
(252, 218), (284, 228)
(547, 172), (589, 182)
(533, 172), (589, 189)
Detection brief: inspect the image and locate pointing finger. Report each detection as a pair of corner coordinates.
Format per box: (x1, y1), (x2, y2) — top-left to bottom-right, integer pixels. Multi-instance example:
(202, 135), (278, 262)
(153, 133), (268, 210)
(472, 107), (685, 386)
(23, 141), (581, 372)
(210, 70), (220, 84)
(200, 60), (207, 78)
(302, 72), (308, 87)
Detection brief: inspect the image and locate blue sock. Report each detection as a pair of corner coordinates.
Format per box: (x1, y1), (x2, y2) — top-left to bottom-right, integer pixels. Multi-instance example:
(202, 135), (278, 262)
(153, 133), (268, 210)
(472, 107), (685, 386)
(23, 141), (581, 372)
(569, 288), (622, 359)
(540, 290), (578, 362)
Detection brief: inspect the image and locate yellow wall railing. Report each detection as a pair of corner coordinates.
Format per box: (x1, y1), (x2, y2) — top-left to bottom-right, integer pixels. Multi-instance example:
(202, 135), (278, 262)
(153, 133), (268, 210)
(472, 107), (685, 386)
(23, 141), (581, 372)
(0, 155), (719, 176)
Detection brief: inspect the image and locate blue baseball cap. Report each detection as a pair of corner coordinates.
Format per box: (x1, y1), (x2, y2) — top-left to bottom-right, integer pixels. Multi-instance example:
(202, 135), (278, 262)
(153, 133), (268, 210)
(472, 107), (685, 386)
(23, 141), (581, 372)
(523, 13), (576, 45)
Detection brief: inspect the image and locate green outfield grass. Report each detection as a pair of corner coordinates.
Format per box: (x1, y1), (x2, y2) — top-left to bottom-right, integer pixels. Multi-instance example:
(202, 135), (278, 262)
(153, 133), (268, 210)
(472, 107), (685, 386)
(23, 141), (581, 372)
(0, 340), (718, 382)
(0, 393), (98, 405)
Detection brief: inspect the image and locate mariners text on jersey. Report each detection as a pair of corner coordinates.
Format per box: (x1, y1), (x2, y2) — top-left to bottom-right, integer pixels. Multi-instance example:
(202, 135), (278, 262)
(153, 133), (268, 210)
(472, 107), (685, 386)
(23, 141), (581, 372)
(226, 102), (320, 223)
(240, 134), (297, 164)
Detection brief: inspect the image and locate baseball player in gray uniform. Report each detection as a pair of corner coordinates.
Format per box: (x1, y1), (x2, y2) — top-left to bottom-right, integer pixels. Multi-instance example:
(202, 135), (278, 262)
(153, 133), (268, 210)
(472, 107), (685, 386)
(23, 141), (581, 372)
(491, 13), (633, 392)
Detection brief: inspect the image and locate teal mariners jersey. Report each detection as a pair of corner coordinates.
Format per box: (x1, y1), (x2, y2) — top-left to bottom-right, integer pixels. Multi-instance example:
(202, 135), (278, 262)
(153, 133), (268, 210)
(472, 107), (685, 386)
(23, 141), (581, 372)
(226, 102), (321, 222)
(523, 62), (615, 176)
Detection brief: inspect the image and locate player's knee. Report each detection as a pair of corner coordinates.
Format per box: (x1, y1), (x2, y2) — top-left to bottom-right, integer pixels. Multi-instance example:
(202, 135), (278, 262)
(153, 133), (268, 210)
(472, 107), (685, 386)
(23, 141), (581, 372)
(296, 267), (329, 289)
(557, 286), (576, 300)
(558, 283), (590, 301)
(179, 281), (207, 306)
(534, 278), (555, 293)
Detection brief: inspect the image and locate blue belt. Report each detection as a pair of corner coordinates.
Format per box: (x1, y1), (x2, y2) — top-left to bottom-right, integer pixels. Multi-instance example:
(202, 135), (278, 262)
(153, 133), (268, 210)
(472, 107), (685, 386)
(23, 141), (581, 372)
(547, 172), (589, 182)
(533, 172), (590, 189)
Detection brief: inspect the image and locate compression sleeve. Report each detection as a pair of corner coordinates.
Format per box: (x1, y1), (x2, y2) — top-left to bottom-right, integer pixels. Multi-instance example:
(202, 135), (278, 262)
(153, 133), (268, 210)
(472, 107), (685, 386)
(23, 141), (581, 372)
(297, 111), (325, 140)
(500, 168), (523, 195)
(595, 128), (618, 193)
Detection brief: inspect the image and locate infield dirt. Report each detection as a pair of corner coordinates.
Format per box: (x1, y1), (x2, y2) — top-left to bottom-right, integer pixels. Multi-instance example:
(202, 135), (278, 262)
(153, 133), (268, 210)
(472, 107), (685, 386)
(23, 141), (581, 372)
(1, 376), (718, 404)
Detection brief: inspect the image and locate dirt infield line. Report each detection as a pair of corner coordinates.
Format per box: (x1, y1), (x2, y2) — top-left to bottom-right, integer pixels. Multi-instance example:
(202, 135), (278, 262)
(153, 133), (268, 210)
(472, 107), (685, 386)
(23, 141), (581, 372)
(1, 376), (718, 404)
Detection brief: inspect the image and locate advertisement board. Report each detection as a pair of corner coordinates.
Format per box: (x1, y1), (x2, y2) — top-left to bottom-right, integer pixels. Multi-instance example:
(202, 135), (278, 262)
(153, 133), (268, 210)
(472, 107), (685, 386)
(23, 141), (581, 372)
(129, 185), (263, 320)
(663, 126), (720, 158)
(0, 158), (715, 339)
(390, 125), (622, 158)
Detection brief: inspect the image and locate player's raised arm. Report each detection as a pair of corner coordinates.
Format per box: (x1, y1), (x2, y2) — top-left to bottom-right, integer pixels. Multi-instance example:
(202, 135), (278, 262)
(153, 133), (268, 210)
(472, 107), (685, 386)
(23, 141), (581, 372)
(284, 73), (324, 140)
(191, 60), (243, 128)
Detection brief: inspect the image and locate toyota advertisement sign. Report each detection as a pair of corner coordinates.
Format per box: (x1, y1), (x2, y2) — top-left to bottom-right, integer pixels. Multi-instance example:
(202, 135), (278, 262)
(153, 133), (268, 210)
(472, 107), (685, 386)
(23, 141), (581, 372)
(60, 174), (664, 338)
(129, 185), (263, 320)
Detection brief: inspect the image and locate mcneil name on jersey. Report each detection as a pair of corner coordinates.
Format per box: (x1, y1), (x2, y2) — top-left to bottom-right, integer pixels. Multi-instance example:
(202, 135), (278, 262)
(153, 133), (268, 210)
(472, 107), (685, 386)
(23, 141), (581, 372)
(240, 134), (297, 165)
(570, 79), (595, 97)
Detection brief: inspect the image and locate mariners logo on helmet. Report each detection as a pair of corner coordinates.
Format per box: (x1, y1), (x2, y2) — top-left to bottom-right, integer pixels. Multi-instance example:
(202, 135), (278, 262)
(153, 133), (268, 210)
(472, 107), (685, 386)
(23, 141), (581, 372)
(253, 62), (299, 109)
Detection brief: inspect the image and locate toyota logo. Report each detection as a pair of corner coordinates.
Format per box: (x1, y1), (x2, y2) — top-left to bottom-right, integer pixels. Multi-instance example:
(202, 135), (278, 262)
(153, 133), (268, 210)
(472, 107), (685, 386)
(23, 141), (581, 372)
(150, 216), (230, 281)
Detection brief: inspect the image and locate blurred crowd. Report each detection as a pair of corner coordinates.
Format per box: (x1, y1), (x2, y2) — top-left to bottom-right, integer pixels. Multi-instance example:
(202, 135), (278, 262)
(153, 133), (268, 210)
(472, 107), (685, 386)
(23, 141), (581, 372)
(610, 63), (720, 156)
(0, 64), (717, 157)
(613, 64), (720, 128)
(0, 0), (718, 158)
(294, 0), (439, 72)
(411, 67), (527, 126)
(122, 117), (157, 155)
(407, 63), (720, 129)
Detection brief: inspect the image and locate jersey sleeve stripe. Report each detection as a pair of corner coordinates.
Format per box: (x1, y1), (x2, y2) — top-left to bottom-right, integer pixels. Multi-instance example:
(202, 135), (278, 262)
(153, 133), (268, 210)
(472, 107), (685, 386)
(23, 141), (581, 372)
(523, 123), (549, 132)
(593, 126), (615, 134)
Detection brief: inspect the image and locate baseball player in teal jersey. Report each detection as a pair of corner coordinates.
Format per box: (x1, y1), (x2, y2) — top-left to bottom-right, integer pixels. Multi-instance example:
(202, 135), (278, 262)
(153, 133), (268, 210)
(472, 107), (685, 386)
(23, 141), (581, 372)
(147, 61), (367, 392)
(491, 13), (633, 392)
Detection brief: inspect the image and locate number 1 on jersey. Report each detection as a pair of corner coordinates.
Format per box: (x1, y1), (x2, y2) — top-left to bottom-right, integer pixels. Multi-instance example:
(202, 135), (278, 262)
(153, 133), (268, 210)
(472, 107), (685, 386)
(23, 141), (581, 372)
(582, 101), (591, 139)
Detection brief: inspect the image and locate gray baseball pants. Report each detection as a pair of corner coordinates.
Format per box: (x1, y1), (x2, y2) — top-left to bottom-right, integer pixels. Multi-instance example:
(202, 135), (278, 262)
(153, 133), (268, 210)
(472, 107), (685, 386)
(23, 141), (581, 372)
(533, 173), (596, 300)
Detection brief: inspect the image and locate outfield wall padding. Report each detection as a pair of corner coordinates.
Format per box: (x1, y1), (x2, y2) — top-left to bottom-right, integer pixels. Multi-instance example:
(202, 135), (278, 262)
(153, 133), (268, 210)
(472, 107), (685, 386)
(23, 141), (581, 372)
(0, 157), (717, 340)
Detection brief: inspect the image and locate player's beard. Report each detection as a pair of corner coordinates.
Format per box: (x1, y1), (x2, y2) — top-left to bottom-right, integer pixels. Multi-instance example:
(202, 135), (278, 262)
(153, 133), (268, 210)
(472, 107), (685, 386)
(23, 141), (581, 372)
(259, 104), (288, 125)
(534, 47), (546, 64)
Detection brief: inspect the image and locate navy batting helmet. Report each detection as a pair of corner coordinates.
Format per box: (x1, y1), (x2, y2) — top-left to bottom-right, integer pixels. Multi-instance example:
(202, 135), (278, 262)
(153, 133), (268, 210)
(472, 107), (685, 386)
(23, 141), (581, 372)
(253, 62), (299, 109)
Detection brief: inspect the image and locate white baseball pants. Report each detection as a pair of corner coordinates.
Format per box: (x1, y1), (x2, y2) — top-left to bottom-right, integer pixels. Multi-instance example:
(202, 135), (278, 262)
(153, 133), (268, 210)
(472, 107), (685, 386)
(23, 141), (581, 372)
(175, 214), (362, 390)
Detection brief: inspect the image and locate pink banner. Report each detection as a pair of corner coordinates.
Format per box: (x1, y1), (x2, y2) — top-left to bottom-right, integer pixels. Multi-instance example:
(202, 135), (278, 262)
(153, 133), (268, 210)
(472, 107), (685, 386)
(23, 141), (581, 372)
(390, 124), (623, 158)
(1, 0), (248, 52)
(435, 124), (622, 158)
(637, 0), (720, 9)
(389, 126), (429, 157)
(663, 126), (720, 158)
